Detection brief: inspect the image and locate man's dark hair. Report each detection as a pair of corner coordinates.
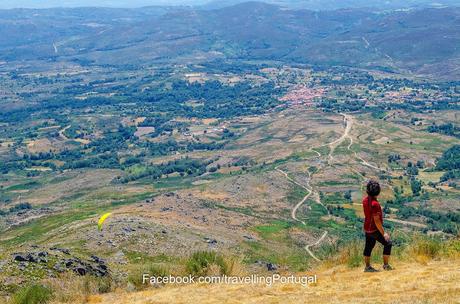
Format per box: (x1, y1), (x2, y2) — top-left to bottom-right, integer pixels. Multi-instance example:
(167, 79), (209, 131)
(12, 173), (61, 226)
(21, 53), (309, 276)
(366, 180), (381, 197)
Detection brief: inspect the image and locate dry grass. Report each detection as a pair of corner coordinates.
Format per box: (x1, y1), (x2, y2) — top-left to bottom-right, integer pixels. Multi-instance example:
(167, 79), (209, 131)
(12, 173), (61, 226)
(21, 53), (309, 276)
(134, 127), (155, 137)
(402, 235), (460, 263)
(85, 258), (460, 304)
(418, 171), (445, 184)
(26, 138), (54, 153)
(44, 273), (112, 304)
(48, 237), (460, 304)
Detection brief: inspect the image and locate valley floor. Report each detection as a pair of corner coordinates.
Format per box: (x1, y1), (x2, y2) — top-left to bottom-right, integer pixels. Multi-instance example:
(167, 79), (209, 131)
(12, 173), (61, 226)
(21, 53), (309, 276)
(85, 259), (460, 304)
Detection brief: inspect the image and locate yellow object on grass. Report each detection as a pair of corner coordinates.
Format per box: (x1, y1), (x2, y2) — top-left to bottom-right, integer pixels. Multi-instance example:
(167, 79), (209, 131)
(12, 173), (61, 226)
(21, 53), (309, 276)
(98, 212), (112, 231)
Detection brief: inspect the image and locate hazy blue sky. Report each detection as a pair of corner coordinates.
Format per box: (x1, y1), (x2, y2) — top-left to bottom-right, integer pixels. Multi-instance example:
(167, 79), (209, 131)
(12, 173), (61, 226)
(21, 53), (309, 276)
(0, 0), (208, 9)
(1, 0), (458, 9)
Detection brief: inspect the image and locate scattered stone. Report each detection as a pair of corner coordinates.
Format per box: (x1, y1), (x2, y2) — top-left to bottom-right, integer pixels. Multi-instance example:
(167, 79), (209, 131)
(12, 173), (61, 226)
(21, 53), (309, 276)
(91, 255), (105, 264)
(64, 259), (74, 267)
(266, 263), (278, 271)
(55, 256), (109, 277)
(74, 267), (87, 276)
(13, 252), (48, 263)
(13, 254), (27, 262)
(38, 251), (48, 257)
(50, 247), (70, 255)
(122, 227), (136, 233)
(27, 254), (39, 263)
(39, 256), (48, 263)
(204, 237), (217, 245)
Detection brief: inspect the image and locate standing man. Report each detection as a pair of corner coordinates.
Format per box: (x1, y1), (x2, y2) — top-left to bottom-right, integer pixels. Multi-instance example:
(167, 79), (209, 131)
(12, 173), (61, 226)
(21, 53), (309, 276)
(362, 180), (393, 272)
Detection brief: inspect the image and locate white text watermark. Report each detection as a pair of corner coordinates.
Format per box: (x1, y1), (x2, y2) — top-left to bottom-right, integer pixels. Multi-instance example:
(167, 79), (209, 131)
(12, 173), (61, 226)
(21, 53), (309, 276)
(142, 274), (317, 287)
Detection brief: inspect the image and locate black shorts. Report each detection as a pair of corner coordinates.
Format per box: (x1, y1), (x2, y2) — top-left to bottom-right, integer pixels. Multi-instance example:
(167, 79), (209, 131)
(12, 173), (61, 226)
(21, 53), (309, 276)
(363, 231), (392, 257)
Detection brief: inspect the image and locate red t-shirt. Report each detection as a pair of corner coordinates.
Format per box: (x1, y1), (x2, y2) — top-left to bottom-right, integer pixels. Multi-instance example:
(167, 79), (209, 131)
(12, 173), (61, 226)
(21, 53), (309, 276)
(362, 196), (383, 233)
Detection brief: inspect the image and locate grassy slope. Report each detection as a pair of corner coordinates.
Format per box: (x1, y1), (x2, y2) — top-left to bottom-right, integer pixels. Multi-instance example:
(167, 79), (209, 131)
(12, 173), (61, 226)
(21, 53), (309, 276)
(87, 258), (460, 304)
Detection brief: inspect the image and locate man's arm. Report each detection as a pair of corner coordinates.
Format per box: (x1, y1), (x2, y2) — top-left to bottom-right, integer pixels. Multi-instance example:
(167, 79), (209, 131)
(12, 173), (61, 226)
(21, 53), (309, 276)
(373, 215), (385, 235)
(373, 215), (390, 241)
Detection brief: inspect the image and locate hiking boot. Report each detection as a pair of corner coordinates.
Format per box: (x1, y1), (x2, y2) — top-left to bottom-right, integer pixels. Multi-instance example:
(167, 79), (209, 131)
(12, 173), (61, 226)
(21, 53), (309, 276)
(383, 264), (394, 271)
(364, 266), (379, 272)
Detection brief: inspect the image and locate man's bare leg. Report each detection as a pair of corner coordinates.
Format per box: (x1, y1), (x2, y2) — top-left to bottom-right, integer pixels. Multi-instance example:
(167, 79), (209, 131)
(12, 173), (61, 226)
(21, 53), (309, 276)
(364, 256), (371, 267)
(383, 255), (390, 266)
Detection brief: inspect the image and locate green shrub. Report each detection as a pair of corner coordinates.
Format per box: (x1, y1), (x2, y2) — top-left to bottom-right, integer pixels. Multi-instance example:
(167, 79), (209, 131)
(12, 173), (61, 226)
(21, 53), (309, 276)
(443, 238), (460, 257)
(185, 251), (228, 277)
(13, 284), (52, 304)
(405, 236), (443, 259)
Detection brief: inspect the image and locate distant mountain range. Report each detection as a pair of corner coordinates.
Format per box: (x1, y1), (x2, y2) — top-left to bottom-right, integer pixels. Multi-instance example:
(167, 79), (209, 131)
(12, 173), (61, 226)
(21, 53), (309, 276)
(202, 0), (460, 10)
(0, 1), (199, 9)
(0, 2), (459, 79)
(1, 0), (459, 9)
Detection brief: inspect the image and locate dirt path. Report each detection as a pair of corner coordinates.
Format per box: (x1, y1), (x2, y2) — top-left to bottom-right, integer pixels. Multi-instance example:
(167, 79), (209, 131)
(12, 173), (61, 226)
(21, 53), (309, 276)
(355, 154), (383, 171)
(276, 162), (328, 261)
(275, 113), (394, 261)
(327, 113), (353, 164)
(343, 115), (388, 172)
(305, 230), (327, 262)
(385, 218), (427, 228)
(275, 167), (311, 226)
(275, 114), (355, 260)
(276, 112), (392, 261)
(58, 125), (71, 140)
(276, 163), (328, 260)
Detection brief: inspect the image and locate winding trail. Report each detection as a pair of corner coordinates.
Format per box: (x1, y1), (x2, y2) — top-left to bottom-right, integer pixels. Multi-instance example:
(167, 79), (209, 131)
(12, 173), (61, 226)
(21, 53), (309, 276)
(58, 125), (71, 140)
(276, 162), (327, 261)
(276, 112), (388, 261)
(275, 114), (354, 260)
(328, 113), (353, 164)
(305, 230), (328, 261)
(343, 115), (388, 172)
(275, 167), (312, 226)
